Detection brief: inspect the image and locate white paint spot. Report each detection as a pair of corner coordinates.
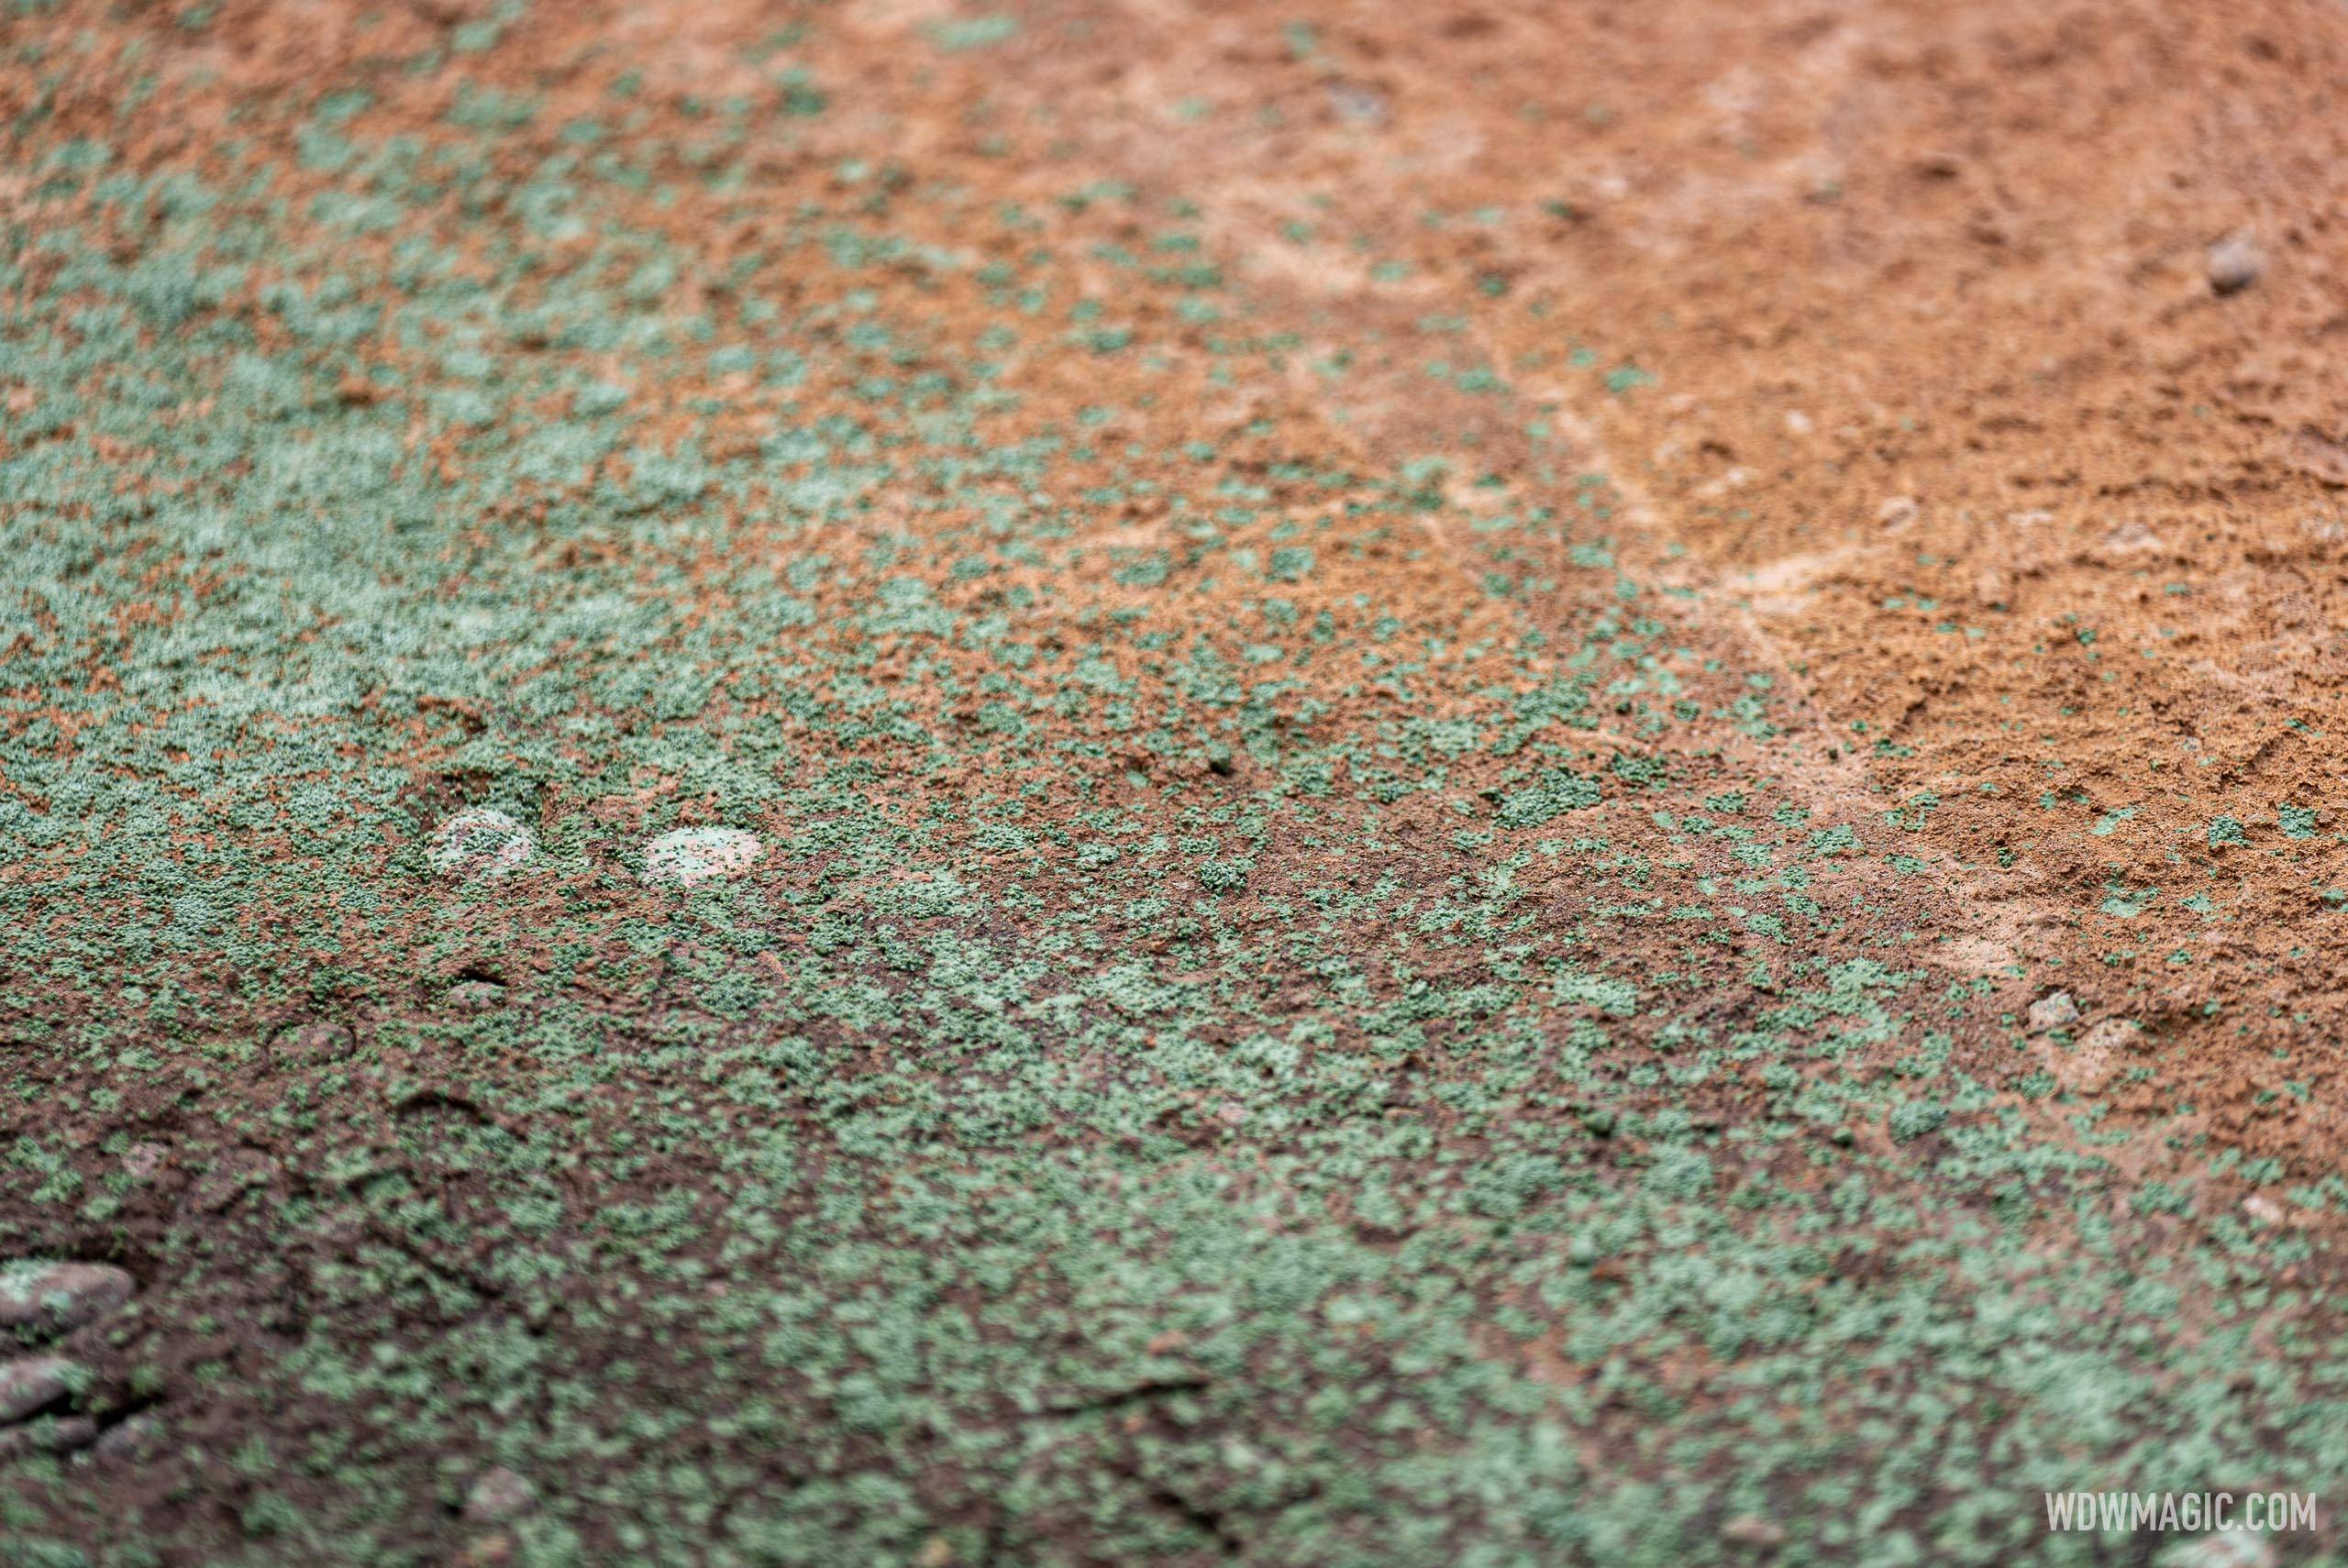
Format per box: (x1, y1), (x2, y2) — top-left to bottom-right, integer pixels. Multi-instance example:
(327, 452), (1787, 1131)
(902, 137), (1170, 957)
(643, 827), (762, 888)
(430, 808), (534, 880)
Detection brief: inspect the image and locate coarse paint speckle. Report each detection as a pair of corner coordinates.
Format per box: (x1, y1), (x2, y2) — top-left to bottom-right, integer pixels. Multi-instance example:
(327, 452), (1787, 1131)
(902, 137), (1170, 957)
(2, 1), (2347, 1564)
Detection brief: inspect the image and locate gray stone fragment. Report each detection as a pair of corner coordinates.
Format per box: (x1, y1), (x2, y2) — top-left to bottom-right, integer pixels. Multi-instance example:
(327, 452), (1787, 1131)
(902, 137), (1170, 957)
(2026, 991), (2079, 1032)
(0, 1356), (76, 1423)
(0, 1414), (96, 1462)
(0, 1263), (133, 1334)
(2207, 233), (2264, 296)
(463, 1464), (539, 1522)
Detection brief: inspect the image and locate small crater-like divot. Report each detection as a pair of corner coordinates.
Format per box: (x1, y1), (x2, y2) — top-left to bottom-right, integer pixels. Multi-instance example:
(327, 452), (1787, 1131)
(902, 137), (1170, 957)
(642, 827), (763, 888)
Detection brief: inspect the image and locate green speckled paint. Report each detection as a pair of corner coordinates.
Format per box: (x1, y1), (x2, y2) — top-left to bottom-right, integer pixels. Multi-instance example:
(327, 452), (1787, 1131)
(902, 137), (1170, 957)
(1, 4), (2342, 1565)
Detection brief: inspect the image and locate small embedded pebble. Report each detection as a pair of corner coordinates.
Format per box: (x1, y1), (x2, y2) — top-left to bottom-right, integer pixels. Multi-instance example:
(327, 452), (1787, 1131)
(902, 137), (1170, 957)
(190, 1149), (279, 1215)
(0, 1414), (96, 1461)
(2206, 232), (2264, 296)
(273, 1021), (360, 1068)
(1325, 81), (1390, 129)
(463, 1465), (539, 1522)
(0, 1262), (134, 1334)
(447, 978), (509, 1014)
(1877, 495), (1920, 529)
(92, 1410), (163, 1461)
(642, 827), (763, 888)
(0, 1356), (76, 1424)
(2054, 1018), (2136, 1092)
(1721, 1515), (1786, 1549)
(2160, 1529), (2276, 1568)
(2026, 990), (2079, 1032)
(429, 809), (535, 881)
(2077, 1018), (2135, 1053)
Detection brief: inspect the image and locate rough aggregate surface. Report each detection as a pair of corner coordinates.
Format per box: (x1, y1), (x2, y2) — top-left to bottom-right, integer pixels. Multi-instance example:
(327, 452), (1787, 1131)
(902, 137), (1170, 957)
(5, 1), (2348, 1563)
